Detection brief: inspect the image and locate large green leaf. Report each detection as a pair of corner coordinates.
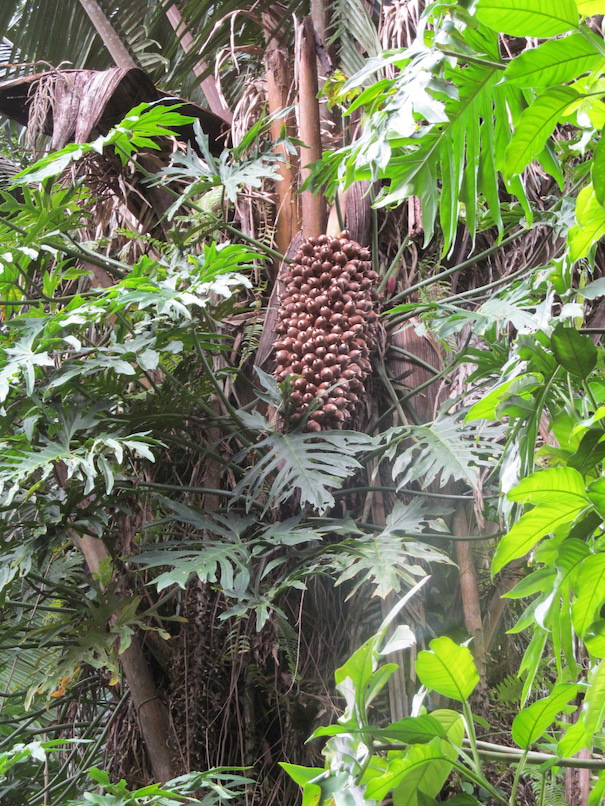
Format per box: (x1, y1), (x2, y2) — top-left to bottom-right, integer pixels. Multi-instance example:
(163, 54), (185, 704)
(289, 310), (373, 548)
(386, 414), (502, 490)
(331, 500), (452, 599)
(577, 0), (605, 15)
(571, 553), (605, 636)
(493, 468), (589, 572)
(503, 33), (604, 87)
(465, 373), (543, 421)
(512, 683), (579, 749)
(370, 715), (447, 744)
(583, 660), (605, 746)
(364, 738), (452, 801)
(508, 466), (587, 506)
(475, 0), (579, 37)
(234, 413), (373, 515)
(593, 132), (605, 207)
(504, 86), (578, 177)
(320, 22), (540, 256)
(415, 637), (479, 702)
(587, 473), (605, 518)
(568, 184), (605, 261)
(551, 324), (597, 379)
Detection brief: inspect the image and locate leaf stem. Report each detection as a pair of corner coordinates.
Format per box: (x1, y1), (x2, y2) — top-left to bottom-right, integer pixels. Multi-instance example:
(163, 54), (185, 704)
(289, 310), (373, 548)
(387, 228), (534, 305)
(509, 749), (528, 805)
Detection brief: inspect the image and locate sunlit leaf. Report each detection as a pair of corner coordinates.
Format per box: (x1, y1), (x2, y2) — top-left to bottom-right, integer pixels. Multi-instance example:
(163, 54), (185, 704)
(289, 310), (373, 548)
(512, 683), (578, 749)
(475, 0), (579, 37)
(568, 184), (605, 261)
(416, 637), (479, 702)
(571, 552), (605, 636)
(504, 86), (578, 176)
(503, 33), (604, 87)
(493, 468), (589, 572)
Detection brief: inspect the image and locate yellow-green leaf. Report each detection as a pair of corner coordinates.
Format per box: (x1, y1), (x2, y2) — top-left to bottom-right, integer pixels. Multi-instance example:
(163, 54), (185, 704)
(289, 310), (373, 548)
(416, 637), (479, 702)
(568, 184), (605, 261)
(476, 0), (579, 37)
(577, 0), (605, 15)
(505, 87), (579, 176)
(572, 553), (605, 636)
(503, 34), (603, 87)
(512, 683), (578, 749)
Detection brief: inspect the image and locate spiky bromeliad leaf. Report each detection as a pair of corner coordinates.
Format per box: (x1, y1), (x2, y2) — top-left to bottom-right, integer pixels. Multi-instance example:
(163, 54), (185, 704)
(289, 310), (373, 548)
(384, 413), (503, 491)
(234, 413), (374, 515)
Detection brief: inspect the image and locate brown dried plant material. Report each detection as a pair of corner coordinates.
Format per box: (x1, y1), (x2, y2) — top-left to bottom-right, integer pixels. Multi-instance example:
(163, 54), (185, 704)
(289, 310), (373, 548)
(273, 231), (380, 431)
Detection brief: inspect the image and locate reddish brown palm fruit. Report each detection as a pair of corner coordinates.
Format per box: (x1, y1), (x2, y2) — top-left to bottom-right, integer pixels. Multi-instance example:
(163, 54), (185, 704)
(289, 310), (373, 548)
(273, 231), (380, 431)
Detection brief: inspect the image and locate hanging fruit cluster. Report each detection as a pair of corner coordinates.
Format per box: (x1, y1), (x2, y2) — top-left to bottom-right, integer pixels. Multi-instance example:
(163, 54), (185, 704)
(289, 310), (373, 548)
(274, 232), (380, 431)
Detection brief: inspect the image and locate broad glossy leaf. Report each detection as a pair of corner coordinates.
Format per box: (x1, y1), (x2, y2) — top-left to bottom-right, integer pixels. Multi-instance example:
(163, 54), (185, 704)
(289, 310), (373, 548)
(585, 619), (605, 656)
(495, 521), (561, 580)
(551, 324), (597, 378)
(502, 566), (556, 599)
(508, 466), (587, 506)
(589, 771), (605, 806)
(580, 276), (605, 299)
(493, 468), (589, 572)
(430, 709), (465, 746)
(416, 637), (479, 702)
(568, 184), (605, 261)
(365, 738), (451, 801)
(586, 476), (605, 517)
(593, 132), (605, 206)
(475, 0), (578, 37)
(465, 373), (543, 421)
(584, 660), (605, 744)
(279, 763), (324, 806)
(558, 715), (587, 757)
(512, 683), (578, 749)
(503, 33), (603, 87)
(571, 553), (605, 635)
(577, 0), (605, 14)
(504, 86), (578, 176)
(371, 714), (447, 744)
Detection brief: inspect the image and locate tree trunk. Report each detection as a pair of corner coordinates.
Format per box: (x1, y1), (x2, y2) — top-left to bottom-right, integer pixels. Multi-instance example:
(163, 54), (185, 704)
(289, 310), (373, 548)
(162, 2), (232, 123)
(263, 12), (299, 257)
(77, 0), (136, 69)
(74, 533), (180, 782)
(296, 16), (324, 238)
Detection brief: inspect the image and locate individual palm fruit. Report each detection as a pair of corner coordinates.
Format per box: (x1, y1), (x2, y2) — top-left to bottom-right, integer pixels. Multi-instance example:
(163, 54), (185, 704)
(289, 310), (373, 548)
(273, 231), (380, 431)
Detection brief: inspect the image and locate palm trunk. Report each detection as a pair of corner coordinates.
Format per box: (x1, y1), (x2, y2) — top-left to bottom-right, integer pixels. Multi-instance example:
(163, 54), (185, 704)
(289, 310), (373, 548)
(296, 16), (324, 237)
(162, 3), (232, 123)
(77, 0), (136, 68)
(73, 533), (180, 782)
(263, 12), (299, 256)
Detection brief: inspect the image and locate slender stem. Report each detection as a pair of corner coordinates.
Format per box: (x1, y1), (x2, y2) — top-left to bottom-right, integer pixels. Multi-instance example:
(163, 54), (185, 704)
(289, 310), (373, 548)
(509, 749), (528, 805)
(191, 327), (251, 446)
(378, 235), (410, 294)
(387, 344), (442, 375)
(331, 485), (491, 501)
(388, 228), (531, 305)
(463, 701), (482, 774)
(3, 599), (75, 614)
(223, 222), (289, 263)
